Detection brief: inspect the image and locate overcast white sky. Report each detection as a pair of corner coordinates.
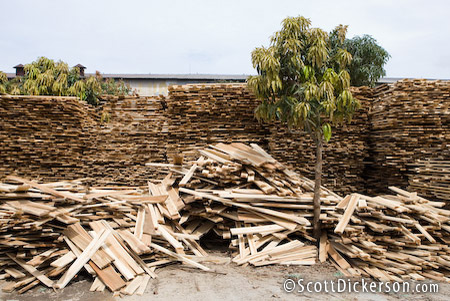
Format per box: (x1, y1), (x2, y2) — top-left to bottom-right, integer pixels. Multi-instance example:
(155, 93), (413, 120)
(1, 0), (449, 78)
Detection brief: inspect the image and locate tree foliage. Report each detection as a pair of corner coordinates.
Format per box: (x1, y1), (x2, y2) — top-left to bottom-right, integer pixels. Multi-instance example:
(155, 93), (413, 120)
(344, 35), (390, 87)
(248, 16), (360, 143)
(0, 57), (131, 105)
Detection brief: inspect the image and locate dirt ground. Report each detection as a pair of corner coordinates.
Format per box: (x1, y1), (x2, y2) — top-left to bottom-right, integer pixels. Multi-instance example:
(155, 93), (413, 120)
(1, 251), (449, 301)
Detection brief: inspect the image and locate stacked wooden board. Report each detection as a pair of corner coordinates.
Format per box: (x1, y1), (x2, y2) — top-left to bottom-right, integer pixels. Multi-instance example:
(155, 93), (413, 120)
(1, 79), (449, 201)
(408, 158), (450, 201)
(165, 84), (373, 195)
(267, 86), (374, 195)
(164, 84), (270, 162)
(0, 95), (169, 186)
(0, 95), (97, 181)
(1, 143), (450, 296)
(366, 79), (450, 196)
(89, 95), (169, 184)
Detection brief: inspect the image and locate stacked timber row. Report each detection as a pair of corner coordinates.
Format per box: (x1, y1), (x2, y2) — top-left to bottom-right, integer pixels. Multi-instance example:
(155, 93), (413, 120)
(365, 79), (450, 197)
(0, 95), (97, 181)
(0, 80), (449, 200)
(89, 96), (169, 185)
(165, 84), (269, 161)
(267, 86), (374, 196)
(408, 158), (450, 201)
(165, 84), (372, 195)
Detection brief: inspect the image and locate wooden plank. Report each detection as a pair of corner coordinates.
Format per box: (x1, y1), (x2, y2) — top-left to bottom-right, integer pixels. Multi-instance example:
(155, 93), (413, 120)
(334, 194), (359, 234)
(55, 229), (111, 289)
(6, 254), (54, 288)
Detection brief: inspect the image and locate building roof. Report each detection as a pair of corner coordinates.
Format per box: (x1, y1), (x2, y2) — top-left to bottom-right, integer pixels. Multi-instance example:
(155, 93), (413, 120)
(94, 73), (249, 80)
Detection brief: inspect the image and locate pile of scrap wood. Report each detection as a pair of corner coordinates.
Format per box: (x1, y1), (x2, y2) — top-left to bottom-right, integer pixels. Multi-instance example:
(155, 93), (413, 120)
(1, 143), (450, 296)
(325, 187), (450, 282)
(0, 176), (211, 296)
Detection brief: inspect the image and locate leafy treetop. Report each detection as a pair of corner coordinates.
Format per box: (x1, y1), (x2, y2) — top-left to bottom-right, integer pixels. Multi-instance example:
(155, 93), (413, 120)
(248, 16), (360, 143)
(344, 35), (390, 87)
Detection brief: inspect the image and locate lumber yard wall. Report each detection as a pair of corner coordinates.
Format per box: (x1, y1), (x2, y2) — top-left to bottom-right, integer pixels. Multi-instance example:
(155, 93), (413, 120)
(164, 83), (372, 196)
(0, 79), (448, 199)
(366, 79), (450, 200)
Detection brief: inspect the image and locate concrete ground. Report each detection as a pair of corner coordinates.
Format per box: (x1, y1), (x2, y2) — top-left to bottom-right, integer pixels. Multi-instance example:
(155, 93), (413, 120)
(1, 251), (449, 301)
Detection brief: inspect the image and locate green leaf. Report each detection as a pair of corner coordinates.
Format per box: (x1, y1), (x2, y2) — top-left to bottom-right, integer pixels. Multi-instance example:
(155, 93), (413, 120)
(323, 123), (332, 142)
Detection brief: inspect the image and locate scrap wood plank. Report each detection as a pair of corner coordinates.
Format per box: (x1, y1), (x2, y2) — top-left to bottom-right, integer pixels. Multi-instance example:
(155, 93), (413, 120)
(118, 229), (151, 255)
(150, 243), (210, 271)
(122, 275), (143, 295)
(89, 263), (126, 292)
(17, 279), (40, 294)
(90, 220), (144, 276)
(63, 237), (95, 275)
(326, 243), (351, 270)
(136, 274), (151, 296)
(6, 254), (54, 288)
(98, 239), (136, 281)
(134, 207), (145, 240)
(230, 224), (285, 236)
(6, 176), (86, 203)
(56, 229), (111, 289)
(415, 223), (436, 243)
(4, 268), (26, 279)
(89, 277), (105, 292)
(64, 223), (112, 268)
(158, 224), (185, 254)
(334, 194), (359, 234)
(179, 159), (201, 186)
(50, 251), (76, 268)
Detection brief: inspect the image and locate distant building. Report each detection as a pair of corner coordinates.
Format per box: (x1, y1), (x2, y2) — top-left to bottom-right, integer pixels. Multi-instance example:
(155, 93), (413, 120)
(99, 73), (248, 96)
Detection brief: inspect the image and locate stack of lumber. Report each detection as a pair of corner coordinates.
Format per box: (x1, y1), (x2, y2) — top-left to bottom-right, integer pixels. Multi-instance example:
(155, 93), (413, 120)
(325, 187), (450, 282)
(165, 84), (372, 195)
(408, 158), (450, 201)
(165, 84), (269, 162)
(0, 95), (97, 181)
(267, 86), (373, 195)
(90, 96), (169, 184)
(366, 79), (450, 195)
(0, 95), (170, 186)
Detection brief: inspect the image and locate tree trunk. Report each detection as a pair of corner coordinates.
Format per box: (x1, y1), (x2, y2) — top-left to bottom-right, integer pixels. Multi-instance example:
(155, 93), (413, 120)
(312, 136), (323, 240)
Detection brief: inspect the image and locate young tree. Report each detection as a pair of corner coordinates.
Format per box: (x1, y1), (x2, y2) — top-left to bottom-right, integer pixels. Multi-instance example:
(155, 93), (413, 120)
(344, 35), (390, 87)
(248, 16), (360, 239)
